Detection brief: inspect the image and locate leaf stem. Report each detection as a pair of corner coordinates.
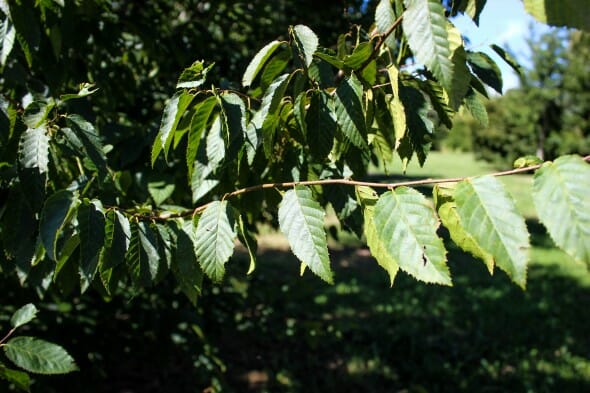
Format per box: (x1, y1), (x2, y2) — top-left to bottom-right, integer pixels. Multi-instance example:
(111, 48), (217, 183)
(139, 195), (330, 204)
(0, 327), (16, 346)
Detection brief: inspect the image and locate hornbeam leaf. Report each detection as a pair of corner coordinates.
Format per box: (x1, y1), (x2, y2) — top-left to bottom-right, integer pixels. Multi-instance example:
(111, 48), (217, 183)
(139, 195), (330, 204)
(1, 18), (16, 66)
(373, 187), (451, 285)
(78, 201), (105, 291)
(491, 44), (522, 76)
(433, 185), (494, 273)
(357, 186), (399, 285)
(99, 210), (130, 271)
(464, 87), (488, 127)
(10, 304), (38, 329)
(523, 0), (590, 31)
(40, 190), (77, 261)
(376, 0), (398, 50)
(467, 51), (503, 94)
(403, 0), (454, 91)
(176, 60), (214, 89)
(334, 74), (368, 150)
(278, 186), (333, 283)
(66, 115), (108, 179)
(292, 25), (319, 68)
(243, 40), (282, 87)
(343, 42), (373, 70)
(126, 222), (160, 288)
(23, 99), (54, 129)
(237, 215), (258, 275)
(447, 24), (471, 109)
(306, 90), (336, 160)
(533, 155), (590, 264)
(151, 91), (195, 164)
(455, 176), (529, 287)
(3, 337), (77, 375)
(19, 126), (49, 173)
(195, 201), (237, 282)
(386, 65), (407, 143)
(170, 221), (203, 305)
(0, 362), (31, 392)
(186, 96), (217, 179)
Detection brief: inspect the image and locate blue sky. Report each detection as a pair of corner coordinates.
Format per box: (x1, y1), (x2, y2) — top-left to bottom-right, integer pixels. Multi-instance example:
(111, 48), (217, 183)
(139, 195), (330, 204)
(452, 0), (551, 91)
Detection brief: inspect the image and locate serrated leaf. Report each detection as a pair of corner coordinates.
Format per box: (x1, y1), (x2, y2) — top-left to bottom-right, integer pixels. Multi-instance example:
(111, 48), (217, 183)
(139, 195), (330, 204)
(306, 90), (336, 160)
(447, 25), (471, 109)
(220, 92), (246, 158)
(243, 40), (282, 87)
(533, 155), (590, 264)
(176, 60), (214, 89)
(19, 126), (49, 173)
(358, 186), (399, 285)
(376, 0), (398, 50)
(0, 362), (31, 392)
(171, 221), (203, 305)
(468, 51), (503, 94)
(66, 115), (108, 179)
(3, 337), (77, 375)
(0, 18), (16, 67)
(523, 0), (589, 31)
(23, 99), (54, 129)
(292, 25), (319, 68)
(148, 178), (175, 206)
(455, 176), (529, 287)
(464, 87), (488, 127)
(403, 0), (454, 91)
(151, 91), (195, 164)
(260, 47), (292, 91)
(434, 185), (494, 273)
(99, 210), (130, 270)
(372, 187), (451, 285)
(206, 115), (225, 165)
(237, 215), (258, 275)
(195, 201), (236, 282)
(10, 304), (38, 329)
(126, 222), (160, 288)
(40, 190), (76, 261)
(491, 44), (522, 76)
(278, 186), (333, 283)
(334, 74), (368, 150)
(186, 96), (218, 179)
(59, 82), (99, 102)
(387, 65), (407, 143)
(344, 42), (373, 70)
(78, 201), (105, 291)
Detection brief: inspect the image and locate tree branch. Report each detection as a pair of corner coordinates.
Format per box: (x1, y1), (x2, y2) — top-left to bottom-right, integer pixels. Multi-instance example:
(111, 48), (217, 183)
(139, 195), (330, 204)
(358, 15), (404, 73)
(138, 155), (590, 221)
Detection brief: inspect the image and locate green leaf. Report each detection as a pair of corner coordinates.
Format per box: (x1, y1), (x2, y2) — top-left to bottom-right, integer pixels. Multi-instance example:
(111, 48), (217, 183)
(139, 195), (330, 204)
(306, 90), (337, 160)
(126, 222), (160, 288)
(243, 40), (282, 87)
(513, 155), (543, 169)
(464, 87), (488, 127)
(99, 210), (130, 271)
(447, 24), (471, 110)
(195, 201), (237, 282)
(386, 65), (407, 143)
(3, 337), (77, 375)
(23, 99), (54, 129)
(0, 361), (31, 392)
(59, 82), (99, 102)
(237, 215), (257, 275)
(40, 190), (76, 261)
(343, 42), (373, 70)
(491, 44), (522, 76)
(78, 201), (105, 291)
(0, 18), (16, 67)
(334, 74), (368, 150)
(206, 115), (225, 165)
(358, 186), (399, 285)
(148, 178), (175, 206)
(278, 186), (333, 283)
(19, 126), (49, 173)
(523, 0), (590, 31)
(533, 155), (590, 265)
(10, 304), (38, 329)
(220, 92), (247, 158)
(260, 47), (292, 92)
(186, 96), (218, 179)
(292, 24), (319, 68)
(171, 221), (204, 305)
(402, 0), (454, 91)
(433, 185), (494, 273)
(375, 0), (398, 50)
(467, 51), (503, 94)
(151, 91), (195, 164)
(455, 176), (530, 288)
(66, 115), (108, 179)
(372, 187), (451, 285)
(176, 60), (214, 89)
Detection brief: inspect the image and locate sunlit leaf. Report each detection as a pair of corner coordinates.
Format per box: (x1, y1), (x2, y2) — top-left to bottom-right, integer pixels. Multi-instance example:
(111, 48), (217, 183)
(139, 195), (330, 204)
(375, 0), (398, 50)
(10, 304), (38, 329)
(176, 60), (214, 89)
(278, 186), (333, 283)
(243, 40), (282, 87)
(186, 96), (218, 179)
(19, 126), (49, 173)
(533, 155), (590, 265)
(523, 0), (590, 31)
(3, 337), (77, 375)
(292, 24), (319, 67)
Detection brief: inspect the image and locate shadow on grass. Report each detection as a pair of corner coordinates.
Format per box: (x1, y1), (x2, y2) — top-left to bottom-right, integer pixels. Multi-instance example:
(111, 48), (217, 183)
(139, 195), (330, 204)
(1, 221), (588, 393)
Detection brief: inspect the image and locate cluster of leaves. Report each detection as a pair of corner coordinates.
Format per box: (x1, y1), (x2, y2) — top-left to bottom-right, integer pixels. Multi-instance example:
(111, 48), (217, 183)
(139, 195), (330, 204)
(1, 0), (589, 310)
(0, 304), (77, 391)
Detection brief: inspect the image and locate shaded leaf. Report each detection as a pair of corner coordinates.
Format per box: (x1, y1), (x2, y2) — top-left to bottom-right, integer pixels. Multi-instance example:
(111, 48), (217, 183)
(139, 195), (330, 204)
(23, 99), (54, 129)
(66, 115), (108, 179)
(523, 0), (589, 31)
(533, 155), (590, 264)
(237, 215), (257, 275)
(467, 51), (503, 94)
(176, 60), (214, 89)
(186, 96), (217, 179)
(40, 190), (76, 261)
(195, 201), (236, 282)
(372, 187), (451, 285)
(464, 87), (488, 127)
(306, 90), (337, 160)
(171, 221), (204, 305)
(278, 186), (333, 283)
(0, 361), (31, 392)
(455, 176), (529, 287)
(78, 201), (105, 291)
(491, 44), (522, 76)
(126, 222), (160, 288)
(3, 337), (77, 375)
(292, 24), (319, 67)
(334, 74), (368, 150)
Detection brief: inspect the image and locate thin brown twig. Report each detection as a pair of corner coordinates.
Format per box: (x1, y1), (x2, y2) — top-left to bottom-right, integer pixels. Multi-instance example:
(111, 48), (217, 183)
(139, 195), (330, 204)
(358, 15), (404, 73)
(137, 155), (590, 222)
